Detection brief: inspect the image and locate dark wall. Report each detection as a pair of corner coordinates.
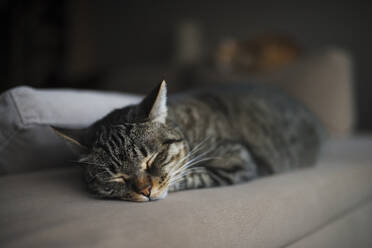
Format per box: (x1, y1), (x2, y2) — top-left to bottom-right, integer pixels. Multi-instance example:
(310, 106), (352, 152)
(3, 0), (372, 130)
(86, 0), (370, 67)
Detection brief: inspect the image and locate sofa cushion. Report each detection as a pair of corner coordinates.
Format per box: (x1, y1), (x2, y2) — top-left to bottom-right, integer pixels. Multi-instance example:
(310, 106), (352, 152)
(0, 87), (141, 175)
(259, 49), (355, 137)
(0, 136), (371, 248)
(200, 48), (355, 137)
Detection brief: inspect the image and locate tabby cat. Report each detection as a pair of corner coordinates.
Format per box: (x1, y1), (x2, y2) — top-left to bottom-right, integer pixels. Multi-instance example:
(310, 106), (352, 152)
(54, 81), (325, 202)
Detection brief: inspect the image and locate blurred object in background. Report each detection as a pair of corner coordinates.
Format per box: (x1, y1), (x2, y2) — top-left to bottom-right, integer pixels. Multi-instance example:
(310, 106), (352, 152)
(215, 35), (301, 75)
(2, 0), (372, 131)
(174, 20), (203, 66)
(199, 47), (355, 137)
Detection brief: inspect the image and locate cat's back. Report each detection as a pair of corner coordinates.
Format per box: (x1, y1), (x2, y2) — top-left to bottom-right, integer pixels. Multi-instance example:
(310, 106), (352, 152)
(168, 83), (326, 172)
(169, 83), (313, 127)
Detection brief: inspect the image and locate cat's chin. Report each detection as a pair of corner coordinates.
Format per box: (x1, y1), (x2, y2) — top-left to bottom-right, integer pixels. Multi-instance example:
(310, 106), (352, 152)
(150, 190), (168, 201)
(124, 190), (168, 202)
(132, 194), (151, 202)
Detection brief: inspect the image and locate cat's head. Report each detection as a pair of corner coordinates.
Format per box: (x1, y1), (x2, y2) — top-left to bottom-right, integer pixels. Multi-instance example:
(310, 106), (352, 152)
(54, 81), (188, 202)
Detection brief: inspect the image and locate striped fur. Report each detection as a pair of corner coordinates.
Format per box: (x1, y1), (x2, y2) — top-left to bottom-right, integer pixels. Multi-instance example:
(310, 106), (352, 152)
(55, 81), (325, 202)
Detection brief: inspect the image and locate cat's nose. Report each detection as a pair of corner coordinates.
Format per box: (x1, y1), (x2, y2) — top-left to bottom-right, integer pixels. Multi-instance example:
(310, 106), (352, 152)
(138, 184), (152, 198)
(135, 174), (152, 198)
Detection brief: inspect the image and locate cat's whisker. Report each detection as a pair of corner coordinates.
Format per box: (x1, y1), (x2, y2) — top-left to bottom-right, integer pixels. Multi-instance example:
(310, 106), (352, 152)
(167, 149), (198, 172)
(68, 160), (101, 167)
(171, 143), (212, 172)
(184, 136), (210, 154)
(181, 151), (214, 167)
(181, 156), (221, 170)
(172, 158), (208, 176)
(100, 166), (116, 177)
(169, 155), (221, 184)
(171, 136), (211, 169)
(187, 137), (211, 155)
(172, 147), (216, 173)
(169, 168), (204, 185)
(70, 159), (118, 177)
(67, 160), (85, 166)
(170, 167), (206, 182)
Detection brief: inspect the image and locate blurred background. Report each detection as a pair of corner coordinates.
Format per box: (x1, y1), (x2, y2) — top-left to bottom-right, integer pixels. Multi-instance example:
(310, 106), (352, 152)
(1, 0), (371, 131)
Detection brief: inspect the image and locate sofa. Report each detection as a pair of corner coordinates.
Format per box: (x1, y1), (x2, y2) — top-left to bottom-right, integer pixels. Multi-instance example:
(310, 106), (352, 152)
(1, 49), (371, 248)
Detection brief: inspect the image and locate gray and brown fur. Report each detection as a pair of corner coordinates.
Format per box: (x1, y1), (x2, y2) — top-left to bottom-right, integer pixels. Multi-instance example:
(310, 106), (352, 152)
(54, 81), (325, 202)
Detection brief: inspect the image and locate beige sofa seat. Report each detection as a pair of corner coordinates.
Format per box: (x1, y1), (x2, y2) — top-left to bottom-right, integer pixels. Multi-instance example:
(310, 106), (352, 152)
(1, 136), (372, 248)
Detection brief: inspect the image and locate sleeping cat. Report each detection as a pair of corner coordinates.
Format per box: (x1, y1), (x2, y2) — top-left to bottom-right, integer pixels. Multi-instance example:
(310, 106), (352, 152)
(54, 81), (325, 202)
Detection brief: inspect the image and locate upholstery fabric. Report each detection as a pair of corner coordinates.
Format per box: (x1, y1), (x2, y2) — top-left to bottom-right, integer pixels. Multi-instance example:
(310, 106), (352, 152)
(1, 136), (371, 248)
(0, 86), (141, 174)
(260, 49), (355, 137)
(201, 48), (355, 136)
(287, 200), (372, 248)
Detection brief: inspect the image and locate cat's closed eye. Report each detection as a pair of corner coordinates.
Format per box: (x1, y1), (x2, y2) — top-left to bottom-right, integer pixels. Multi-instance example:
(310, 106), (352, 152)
(110, 173), (130, 183)
(162, 139), (183, 145)
(146, 153), (158, 171)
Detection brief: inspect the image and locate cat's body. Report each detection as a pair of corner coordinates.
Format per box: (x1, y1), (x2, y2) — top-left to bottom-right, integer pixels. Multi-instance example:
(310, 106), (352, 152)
(55, 82), (325, 201)
(166, 84), (323, 191)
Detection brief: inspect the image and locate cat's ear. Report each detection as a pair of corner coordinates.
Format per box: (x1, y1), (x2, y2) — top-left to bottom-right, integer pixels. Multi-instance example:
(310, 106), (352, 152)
(51, 126), (90, 149)
(137, 80), (168, 123)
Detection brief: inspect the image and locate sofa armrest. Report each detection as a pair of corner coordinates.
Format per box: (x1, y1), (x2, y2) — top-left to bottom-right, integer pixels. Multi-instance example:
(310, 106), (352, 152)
(0, 86), (141, 175)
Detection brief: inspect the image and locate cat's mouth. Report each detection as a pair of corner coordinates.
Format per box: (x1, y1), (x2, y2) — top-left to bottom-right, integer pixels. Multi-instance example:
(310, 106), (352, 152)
(126, 189), (168, 202)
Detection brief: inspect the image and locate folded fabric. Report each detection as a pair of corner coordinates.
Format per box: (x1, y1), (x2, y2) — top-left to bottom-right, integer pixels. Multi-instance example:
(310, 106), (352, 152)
(0, 86), (141, 175)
